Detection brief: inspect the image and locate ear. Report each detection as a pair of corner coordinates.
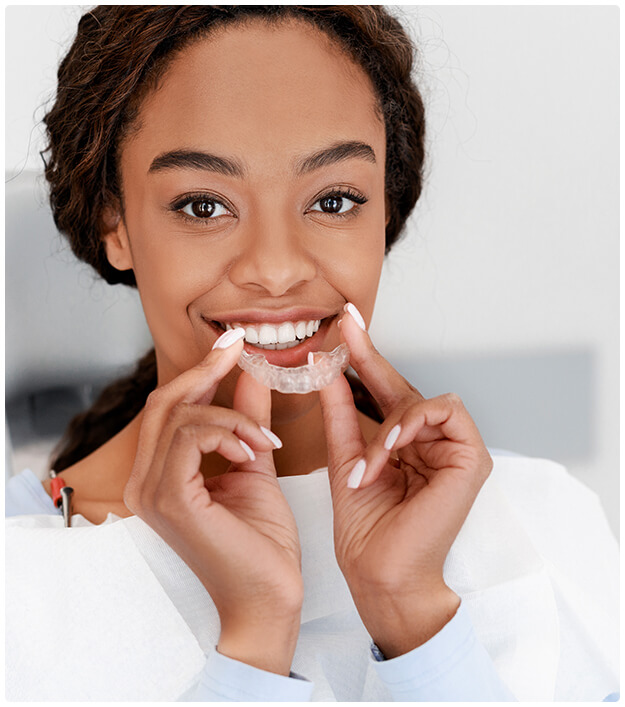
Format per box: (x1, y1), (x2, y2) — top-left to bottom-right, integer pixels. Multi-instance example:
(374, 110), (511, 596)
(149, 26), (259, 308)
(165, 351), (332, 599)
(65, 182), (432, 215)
(101, 204), (133, 271)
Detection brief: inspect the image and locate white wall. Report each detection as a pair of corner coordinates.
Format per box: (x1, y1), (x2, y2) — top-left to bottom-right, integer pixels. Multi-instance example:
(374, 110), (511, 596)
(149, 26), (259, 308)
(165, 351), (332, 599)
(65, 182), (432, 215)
(5, 6), (619, 536)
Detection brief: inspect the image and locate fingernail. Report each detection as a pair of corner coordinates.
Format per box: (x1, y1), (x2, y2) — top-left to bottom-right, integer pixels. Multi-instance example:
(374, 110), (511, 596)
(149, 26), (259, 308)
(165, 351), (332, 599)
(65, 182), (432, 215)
(260, 426), (282, 449)
(212, 327), (246, 350)
(307, 351), (316, 366)
(344, 302), (366, 331)
(347, 459), (367, 489)
(384, 424), (402, 450)
(239, 439), (256, 461)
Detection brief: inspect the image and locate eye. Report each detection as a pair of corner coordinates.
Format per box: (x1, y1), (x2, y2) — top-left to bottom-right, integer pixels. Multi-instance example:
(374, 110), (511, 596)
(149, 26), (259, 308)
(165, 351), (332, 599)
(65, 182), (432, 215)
(179, 198), (231, 219)
(308, 189), (367, 216)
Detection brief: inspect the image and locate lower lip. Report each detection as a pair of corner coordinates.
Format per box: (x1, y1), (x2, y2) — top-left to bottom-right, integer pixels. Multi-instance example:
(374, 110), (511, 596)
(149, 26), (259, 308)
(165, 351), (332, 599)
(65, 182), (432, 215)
(207, 317), (336, 367)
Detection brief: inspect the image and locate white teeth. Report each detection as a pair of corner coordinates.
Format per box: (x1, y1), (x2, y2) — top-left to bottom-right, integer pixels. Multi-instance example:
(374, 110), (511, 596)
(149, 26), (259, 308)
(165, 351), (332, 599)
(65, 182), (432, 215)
(245, 326), (259, 344)
(258, 324), (278, 345)
(295, 321), (307, 339)
(277, 322), (296, 344)
(216, 318), (322, 346)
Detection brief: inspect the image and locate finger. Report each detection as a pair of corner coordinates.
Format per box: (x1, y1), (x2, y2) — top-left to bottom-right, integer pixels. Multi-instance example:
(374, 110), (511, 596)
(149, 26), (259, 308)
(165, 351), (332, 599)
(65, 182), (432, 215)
(140, 404), (280, 498)
(128, 424), (254, 513)
(401, 442), (493, 561)
(340, 303), (424, 417)
(318, 371), (366, 490)
(132, 328), (246, 484)
(231, 370), (276, 476)
(356, 393), (487, 489)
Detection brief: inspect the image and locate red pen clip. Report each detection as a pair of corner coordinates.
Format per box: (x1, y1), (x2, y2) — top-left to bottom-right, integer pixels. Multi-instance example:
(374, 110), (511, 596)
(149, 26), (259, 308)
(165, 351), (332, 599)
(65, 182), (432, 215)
(49, 470), (73, 527)
(50, 476), (67, 508)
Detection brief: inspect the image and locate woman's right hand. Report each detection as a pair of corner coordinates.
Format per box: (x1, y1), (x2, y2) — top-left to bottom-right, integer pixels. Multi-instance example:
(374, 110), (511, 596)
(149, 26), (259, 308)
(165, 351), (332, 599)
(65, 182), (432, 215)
(123, 331), (303, 676)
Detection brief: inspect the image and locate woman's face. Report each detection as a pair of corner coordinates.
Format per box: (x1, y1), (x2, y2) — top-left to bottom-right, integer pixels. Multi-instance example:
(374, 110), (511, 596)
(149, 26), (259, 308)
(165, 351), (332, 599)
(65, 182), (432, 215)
(107, 18), (387, 421)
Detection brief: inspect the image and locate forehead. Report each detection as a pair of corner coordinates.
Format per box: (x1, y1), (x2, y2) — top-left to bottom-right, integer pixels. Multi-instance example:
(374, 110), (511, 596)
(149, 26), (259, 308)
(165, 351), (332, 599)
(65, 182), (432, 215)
(124, 18), (385, 168)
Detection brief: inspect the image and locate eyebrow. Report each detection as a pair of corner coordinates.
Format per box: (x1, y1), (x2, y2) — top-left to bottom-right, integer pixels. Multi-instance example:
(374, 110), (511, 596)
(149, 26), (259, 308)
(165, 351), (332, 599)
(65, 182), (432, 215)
(295, 141), (377, 174)
(148, 140), (376, 178)
(148, 150), (245, 177)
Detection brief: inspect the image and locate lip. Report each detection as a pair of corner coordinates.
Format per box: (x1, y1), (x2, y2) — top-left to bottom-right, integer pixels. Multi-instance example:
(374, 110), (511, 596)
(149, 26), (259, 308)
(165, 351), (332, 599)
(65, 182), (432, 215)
(203, 313), (337, 368)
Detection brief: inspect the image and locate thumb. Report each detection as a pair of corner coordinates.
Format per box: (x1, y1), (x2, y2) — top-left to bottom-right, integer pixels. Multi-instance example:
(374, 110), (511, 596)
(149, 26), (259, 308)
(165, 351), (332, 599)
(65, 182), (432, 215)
(232, 370), (277, 476)
(318, 372), (366, 489)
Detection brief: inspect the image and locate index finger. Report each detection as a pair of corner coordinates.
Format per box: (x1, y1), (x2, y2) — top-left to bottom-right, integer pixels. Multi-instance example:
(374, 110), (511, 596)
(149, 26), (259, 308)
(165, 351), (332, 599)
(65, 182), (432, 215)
(132, 328), (246, 476)
(318, 371), (366, 490)
(231, 370), (276, 477)
(340, 303), (424, 417)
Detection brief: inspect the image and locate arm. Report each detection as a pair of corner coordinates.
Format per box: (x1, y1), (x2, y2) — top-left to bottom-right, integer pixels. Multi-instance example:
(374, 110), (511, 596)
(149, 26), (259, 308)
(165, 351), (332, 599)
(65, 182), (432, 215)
(369, 599), (516, 701)
(319, 304), (513, 701)
(124, 330), (305, 685)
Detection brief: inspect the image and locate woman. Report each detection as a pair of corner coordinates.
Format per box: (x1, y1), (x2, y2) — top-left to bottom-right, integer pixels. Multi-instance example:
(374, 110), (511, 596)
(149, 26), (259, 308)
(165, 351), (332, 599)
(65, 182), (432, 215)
(5, 6), (618, 701)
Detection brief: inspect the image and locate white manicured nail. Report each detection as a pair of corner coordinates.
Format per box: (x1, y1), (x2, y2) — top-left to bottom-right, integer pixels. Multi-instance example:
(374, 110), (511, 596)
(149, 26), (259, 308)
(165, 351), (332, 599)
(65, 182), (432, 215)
(384, 424), (402, 451)
(344, 302), (366, 331)
(212, 327), (246, 350)
(260, 426), (282, 449)
(347, 459), (367, 489)
(239, 439), (256, 461)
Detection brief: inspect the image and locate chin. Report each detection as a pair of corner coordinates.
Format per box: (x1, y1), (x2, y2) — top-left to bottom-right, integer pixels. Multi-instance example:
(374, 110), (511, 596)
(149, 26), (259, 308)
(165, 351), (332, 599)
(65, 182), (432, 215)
(269, 387), (320, 423)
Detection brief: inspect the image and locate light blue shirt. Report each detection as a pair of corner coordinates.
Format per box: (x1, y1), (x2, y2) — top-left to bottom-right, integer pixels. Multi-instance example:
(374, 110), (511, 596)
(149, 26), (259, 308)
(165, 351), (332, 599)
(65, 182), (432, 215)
(5, 469), (618, 702)
(183, 600), (516, 701)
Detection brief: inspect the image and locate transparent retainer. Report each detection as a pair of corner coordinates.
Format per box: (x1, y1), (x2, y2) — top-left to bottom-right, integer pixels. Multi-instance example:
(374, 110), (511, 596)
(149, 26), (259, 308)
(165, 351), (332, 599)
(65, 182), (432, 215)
(238, 343), (350, 394)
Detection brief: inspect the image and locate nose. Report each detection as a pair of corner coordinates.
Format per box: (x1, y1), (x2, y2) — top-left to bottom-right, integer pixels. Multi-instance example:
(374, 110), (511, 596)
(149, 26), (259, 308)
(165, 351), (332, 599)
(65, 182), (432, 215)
(228, 217), (317, 296)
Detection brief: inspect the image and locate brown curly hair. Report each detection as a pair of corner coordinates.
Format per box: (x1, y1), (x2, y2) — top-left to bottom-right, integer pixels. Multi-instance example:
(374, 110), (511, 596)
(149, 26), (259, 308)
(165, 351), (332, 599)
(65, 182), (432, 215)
(43, 5), (426, 471)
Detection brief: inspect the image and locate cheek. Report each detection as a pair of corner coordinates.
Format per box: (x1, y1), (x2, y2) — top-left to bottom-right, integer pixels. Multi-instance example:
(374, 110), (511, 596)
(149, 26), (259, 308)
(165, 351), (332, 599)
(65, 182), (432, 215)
(126, 220), (227, 344)
(327, 229), (385, 312)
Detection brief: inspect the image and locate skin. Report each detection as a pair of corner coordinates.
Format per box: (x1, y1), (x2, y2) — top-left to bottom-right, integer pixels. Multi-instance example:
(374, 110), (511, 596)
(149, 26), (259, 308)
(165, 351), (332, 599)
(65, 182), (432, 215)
(45, 18), (384, 516)
(43, 18), (493, 675)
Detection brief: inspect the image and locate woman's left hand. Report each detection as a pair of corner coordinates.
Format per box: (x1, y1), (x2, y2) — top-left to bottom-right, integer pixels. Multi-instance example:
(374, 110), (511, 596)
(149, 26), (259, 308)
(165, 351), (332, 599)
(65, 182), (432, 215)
(318, 304), (493, 659)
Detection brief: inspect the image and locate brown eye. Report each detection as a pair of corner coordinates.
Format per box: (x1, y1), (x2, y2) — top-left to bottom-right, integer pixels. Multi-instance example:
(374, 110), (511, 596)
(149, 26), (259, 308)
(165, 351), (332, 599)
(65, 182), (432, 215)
(191, 200), (215, 217)
(309, 190), (367, 216)
(319, 196), (344, 213)
(179, 198), (230, 219)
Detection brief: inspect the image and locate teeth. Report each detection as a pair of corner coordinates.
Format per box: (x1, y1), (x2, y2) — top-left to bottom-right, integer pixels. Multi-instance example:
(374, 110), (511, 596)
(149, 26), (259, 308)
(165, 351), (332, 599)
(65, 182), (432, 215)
(258, 324), (278, 345)
(245, 326), (259, 344)
(218, 318), (322, 346)
(295, 321), (307, 339)
(277, 322), (296, 344)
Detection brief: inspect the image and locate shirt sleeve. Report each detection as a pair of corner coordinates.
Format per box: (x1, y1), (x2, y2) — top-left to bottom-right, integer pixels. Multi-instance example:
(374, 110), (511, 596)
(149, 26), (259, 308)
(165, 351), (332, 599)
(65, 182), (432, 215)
(370, 600), (517, 701)
(181, 647), (314, 701)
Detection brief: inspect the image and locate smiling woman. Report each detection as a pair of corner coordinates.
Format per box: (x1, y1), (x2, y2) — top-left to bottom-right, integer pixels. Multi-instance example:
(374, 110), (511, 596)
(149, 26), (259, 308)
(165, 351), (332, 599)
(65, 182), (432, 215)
(5, 5), (618, 703)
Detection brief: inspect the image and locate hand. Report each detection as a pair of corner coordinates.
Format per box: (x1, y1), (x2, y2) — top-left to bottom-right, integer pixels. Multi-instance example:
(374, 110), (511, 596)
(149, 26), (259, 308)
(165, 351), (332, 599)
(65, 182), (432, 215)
(318, 304), (493, 658)
(123, 333), (303, 675)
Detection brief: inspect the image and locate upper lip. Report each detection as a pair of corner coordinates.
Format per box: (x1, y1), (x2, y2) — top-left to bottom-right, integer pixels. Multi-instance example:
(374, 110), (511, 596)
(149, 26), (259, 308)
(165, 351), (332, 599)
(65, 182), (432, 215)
(205, 308), (338, 325)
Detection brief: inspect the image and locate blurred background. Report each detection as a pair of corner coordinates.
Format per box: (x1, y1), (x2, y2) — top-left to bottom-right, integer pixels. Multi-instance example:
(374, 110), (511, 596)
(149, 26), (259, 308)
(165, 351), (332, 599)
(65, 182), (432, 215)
(5, 6), (619, 537)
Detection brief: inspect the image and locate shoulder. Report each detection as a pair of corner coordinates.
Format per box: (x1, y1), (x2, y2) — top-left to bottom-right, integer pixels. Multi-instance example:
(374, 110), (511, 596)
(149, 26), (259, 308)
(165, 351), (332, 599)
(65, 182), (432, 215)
(5, 469), (58, 517)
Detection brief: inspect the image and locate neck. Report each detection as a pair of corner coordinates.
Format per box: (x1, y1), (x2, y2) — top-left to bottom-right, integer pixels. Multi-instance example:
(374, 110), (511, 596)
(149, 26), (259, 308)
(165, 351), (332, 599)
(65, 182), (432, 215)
(50, 391), (378, 519)
(193, 399), (329, 479)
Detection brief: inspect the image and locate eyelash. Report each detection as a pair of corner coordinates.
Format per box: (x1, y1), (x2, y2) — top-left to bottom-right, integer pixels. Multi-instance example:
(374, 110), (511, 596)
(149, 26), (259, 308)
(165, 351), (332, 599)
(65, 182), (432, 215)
(170, 192), (234, 223)
(169, 188), (368, 223)
(309, 188), (368, 220)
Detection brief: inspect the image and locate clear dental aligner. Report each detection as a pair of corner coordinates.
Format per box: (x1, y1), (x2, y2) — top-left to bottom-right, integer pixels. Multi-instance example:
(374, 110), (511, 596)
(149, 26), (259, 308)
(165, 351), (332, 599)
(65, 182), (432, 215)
(238, 343), (350, 394)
